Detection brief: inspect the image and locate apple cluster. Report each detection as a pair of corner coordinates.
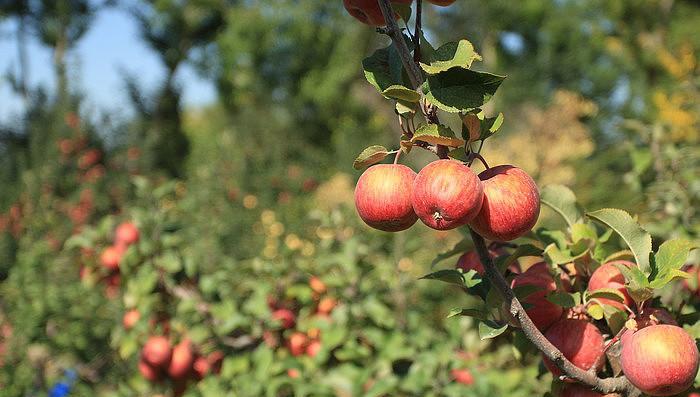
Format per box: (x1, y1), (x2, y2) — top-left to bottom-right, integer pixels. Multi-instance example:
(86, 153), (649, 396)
(354, 160), (541, 241)
(264, 276), (336, 377)
(137, 333), (223, 395)
(455, 251), (700, 396)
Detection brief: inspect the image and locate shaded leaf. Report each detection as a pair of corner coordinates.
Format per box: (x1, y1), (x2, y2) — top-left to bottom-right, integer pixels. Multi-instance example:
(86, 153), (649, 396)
(411, 124), (465, 147)
(382, 85), (421, 102)
(423, 68), (505, 113)
(419, 269), (464, 286)
(478, 320), (508, 340)
(546, 292), (578, 308)
(353, 145), (390, 170)
(586, 288), (626, 303)
(540, 185), (583, 227)
(447, 307), (487, 320)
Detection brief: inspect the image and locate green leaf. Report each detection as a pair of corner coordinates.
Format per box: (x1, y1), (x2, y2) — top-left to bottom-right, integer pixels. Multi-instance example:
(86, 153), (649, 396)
(392, 2), (412, 22)
(382, 85), (421, 102)
(396, 100), (417, 115)
(602, 306), (627, 335)
(586, 288), (626, 303)
(496, 244), (543, 273)
(543, 243), (587, 265)
(649, 269), (691, 289)
(630, 148), (652, 174)
(587, 209), (652, 272)
(419, 39), (482, 74)
(478, 112), (504, 140)
(571, 223), (597, 244)
(615, 264), (653, 304)
(411, 124), (465, 147)
(462, 269), (483, 288)
(363, 45), (405, 93)
(478, 321), (508, 340)
(419, 269), (464, 286)
(650, 239), (697, 283)
(546, 292), (578, 308)
(447, 147), (470, 162)
(353, 145), (390, 170)
(540, 185), (583, 227)
(423, 69), (505, 113)
(430, 239), (471, 267)
(602, 250), (635, 264)
(447, 307), (487, 320)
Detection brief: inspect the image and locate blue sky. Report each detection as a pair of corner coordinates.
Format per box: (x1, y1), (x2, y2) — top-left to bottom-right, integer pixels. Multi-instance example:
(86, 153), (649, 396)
(0, 6), (216, 124)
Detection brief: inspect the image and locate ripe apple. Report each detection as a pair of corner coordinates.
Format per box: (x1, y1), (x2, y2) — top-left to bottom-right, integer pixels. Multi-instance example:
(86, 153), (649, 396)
(193, 355), (210, 380)
(451, 368), (474, 385)
(587, 261), (634, 311)
(543, 319), (605, 377)
(469, 165), (540, 241)
(288, 368), (301, 378)
(142, 336), (172, 368)
(288, 332), (308, 356)
(207, 350), (224, 374)
(621, 324), (699, 396)
(100, 246), (122, 271)
(412, 159), (483, 230)
(168, 339), (194, 379)
(138, 358), (162, 382)
(621, 307), (678, 346)
(306, 340), (321, 357)
(123, 309), (140, 330)
(343, 0), (413, 27)
(354, 164), (418, 232)
(427, 0), (456, 5)
(317, 297), (337, 315)
(309, 276), (327, 294)
(272, 308), (296, 329)
(115, 221), (139, 246)
(511, 264), (563, 331)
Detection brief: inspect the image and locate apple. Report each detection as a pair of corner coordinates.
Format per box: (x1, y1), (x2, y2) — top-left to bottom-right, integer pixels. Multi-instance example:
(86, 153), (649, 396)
(426, 0), (456, 5)
(511, 264), (563, 331)
(354, 164), (418, 232)
(306, 340), (321, 357)
(543, 319), (605, 378)
(587, 261), (634, 311)
(469, 165), (540, 241)
(142, 336), (172, 368)
(168, 339), (194, 379)
(343, 0), (413, 27)
(621, 324), (699, 396)
(288, 332), (308, 356)
(193, 355), (210, 380)
(621, 307), (677, 346)
(412, 159), (484, 230)
(138, 358), (162, 382)
(207, 350), (224, 374)
(288, 368), (301, 378)
(123, 309), (140, 330)
(272, 308), (296, 329)
(317, 297), (337, 315)
(115, 221), (139, 246)
(100, 246), (122, 271)
(451, 368), (474, 385)
(455, 247), (516, 275)
(309, 276), (326, 294)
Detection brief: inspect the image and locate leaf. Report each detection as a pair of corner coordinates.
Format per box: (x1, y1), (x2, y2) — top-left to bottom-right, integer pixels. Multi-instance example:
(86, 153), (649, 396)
(650, 239), (697, 283)
(497, 244), (543, 273)
(587, 209), (652, 272)
(546, 292), (578, 308)
(419, 269), (464, 286)
(602, 306), (627, 335)
(392, 2), (412, 22)
(411, 124), (465, 147)
(462, 269), (483, 288)
(544, 243), (587, 265)
(587, 304), (604, 320)
(615, 263), (653, 304)
(363, 45), (405, 94)
(478, 112), (504, 140)
(420, 39), (482, 74)
(649, 269), (691, 289)
(602, 250), (635, 264)
(586, 288), (626, 303)
(430, 239), (471, 267)
(540, 185), (583, 227)
(396, 100), (417, 115)
(461, 111), (504, 143)
(571, 223), (597, 244)
(423, 69), (505, 113)
(353, 145), (390, 170)
(382, 85), (421, 102)
(447, 148), (470, 162)
(478, 321), (508, 340)
(447, 307), (487, 320)
(461, 112), (481, 142)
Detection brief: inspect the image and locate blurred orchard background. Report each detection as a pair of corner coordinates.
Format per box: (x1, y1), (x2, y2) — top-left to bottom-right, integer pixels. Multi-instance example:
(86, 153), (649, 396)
(0, 1), (699, 396)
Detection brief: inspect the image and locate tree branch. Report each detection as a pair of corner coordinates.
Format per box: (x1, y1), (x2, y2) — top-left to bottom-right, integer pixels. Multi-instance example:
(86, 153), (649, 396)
(468, 228), (641, 397)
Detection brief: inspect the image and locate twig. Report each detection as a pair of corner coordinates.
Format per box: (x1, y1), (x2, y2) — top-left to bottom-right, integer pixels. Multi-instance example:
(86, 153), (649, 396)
(468, 228), (641, 397)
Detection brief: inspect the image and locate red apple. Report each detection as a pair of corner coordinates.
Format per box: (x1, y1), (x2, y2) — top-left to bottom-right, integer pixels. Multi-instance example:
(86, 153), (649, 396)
(115, 221), (139, 246)
(123, 309), (140, 330)
(354, 164), (418, 232)
(317, 297), (336, 315)
(309, 276), (327, 294)
(208, 350), (224, 374)
(588, 261), (634, 311)
(558, 384), (617, 397)
(272, 308), (296, 329)
(343, 0), (413, 27)
(306, 340), (321, 357)
(412, 159), (483, 230)
(426, 0), (456, 5)
(193, 355), (210, 380)
(288, 368), (301, 378)
(621, 307), (678, 346)
(621, 324), (699, 396)
(543, 319), (605, 378)
(142, 336), (172, 368)
(469, 165), (540, 241)
(511, 264), (563, 331)
(138, 358), (162, 382)
(288, 332), (308, 357)
(100, 246), (122, 271)
(451, 368), (474, 385)
(168, 339), (194, 379)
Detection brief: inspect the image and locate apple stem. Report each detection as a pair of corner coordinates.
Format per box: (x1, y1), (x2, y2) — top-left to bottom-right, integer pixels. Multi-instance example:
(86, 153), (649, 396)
(393, 149), (401, 164)
(468, 227), (642, 397)
(468, 153), (490, 169)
